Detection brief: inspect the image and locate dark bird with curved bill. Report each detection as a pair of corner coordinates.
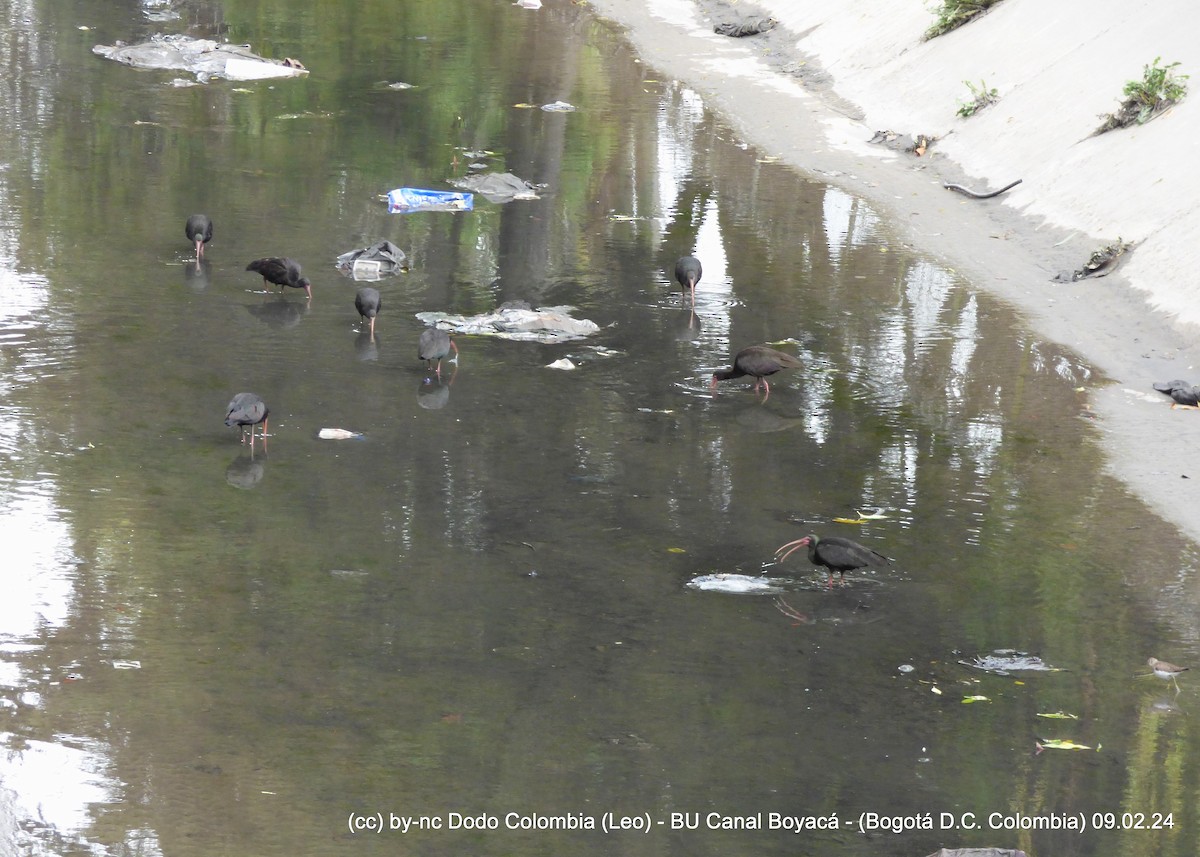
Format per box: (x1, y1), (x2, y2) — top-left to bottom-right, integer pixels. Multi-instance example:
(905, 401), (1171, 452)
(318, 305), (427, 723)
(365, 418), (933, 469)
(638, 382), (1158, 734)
(247, 257), (312, 299)
(355, 287), (381, 337)
(1152, 379), (1200, 409)
(419, 328), (458, 379)
(185, 214), (212, 259)
(225, 392), (269, 448)
(774, 534), (893, 588)
(711, 345), (802, 402)
(674, 255), (702, 306)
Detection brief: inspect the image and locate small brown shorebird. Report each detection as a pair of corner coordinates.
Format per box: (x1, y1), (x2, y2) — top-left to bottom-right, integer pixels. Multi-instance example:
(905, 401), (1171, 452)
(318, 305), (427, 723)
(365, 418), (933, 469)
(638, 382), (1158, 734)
(1147, 657), (1188, 692)
(711, 345), (802, 402)
(775, 534), (892, 589)
(674, 255), (702, 306)
(419, 328), (459, 379)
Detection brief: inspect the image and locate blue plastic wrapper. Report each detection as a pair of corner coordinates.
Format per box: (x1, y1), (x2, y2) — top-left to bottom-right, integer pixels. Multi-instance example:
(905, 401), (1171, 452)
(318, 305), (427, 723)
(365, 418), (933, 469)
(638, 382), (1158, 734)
(387, 187), (474, 213)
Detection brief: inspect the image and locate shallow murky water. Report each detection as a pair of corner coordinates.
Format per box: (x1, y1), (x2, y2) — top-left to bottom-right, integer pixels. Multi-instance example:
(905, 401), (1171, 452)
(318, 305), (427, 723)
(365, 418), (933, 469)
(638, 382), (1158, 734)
(1, 1), (1199, 855)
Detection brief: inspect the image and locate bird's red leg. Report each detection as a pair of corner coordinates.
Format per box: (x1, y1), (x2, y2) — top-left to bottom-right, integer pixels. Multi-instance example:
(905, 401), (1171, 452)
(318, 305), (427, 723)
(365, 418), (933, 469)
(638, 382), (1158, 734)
(761, 378), (771, 403)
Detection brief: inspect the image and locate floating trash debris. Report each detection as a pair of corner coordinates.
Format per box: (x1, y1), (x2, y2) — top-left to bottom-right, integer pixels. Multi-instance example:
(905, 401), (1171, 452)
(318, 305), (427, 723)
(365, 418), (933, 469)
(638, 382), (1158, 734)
(318, 428), (363, 440)
(450, 172), (540, 203)
(335, 240), (407, 280)
(93, 35), (308, 82)
(416, 302), (600, 343)
(960, 649), (1064, 675)
(385, 187), (473, 213)
(687, 573), (789, 594)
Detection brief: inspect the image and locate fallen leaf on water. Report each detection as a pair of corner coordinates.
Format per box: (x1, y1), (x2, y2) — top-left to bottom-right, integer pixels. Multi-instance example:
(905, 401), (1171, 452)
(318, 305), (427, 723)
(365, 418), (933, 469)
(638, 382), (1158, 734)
(962, 695), (990, 703)
(1036, 738), (1096, 752)
(834, 508), (889, 524)
(1037, 711), (1079, 720)
(667, 547), (687, 554)
(855, 508), (890, 520)
(930, 686), (942, 695)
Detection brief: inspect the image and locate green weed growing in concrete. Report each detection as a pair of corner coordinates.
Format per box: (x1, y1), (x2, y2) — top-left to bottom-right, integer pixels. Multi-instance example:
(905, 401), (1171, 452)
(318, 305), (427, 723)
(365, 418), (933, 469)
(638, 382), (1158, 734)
(956, 80), (999, 118)
(1096, 57), (1188, 134)
(925, 0), (1003, 40)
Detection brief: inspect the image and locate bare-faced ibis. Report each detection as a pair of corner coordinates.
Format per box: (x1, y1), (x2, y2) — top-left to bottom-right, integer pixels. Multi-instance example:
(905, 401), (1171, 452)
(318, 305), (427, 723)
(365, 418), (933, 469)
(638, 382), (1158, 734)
(355, 287), (381, 337)
(1148, 657), (1188, 692)
(1152, 380), (1200, 408)
(185, 214), (212, 259)
(247, 257), (312, 299)
(418, 328), (458, 379)
(711, 345), (802, 402)
(225, 392), (269, 448)
(774, 534), (892, 588)
(674, 255), (702, 305)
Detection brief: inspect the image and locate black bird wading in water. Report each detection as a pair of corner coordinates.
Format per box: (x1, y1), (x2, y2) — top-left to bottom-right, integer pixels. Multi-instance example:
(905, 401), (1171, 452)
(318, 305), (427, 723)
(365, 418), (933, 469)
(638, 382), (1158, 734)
(711, 345), (802, 402)
(774, 534), (893, 588)
(225, 392), (269, 449)
(674, 255), (702, 306)
(355, 287), (381, 337)
(419, 328), (458, 379)
(186, 214), (212, 259)
(247, 257), (312, 299)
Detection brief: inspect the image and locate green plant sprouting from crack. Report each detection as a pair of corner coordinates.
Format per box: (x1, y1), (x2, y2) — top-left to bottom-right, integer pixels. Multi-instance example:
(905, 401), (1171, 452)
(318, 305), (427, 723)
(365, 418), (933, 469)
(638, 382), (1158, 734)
(956, 80), (999, 118)
(1096, 57), (1188, 134)
(925, 0), (1003, 39)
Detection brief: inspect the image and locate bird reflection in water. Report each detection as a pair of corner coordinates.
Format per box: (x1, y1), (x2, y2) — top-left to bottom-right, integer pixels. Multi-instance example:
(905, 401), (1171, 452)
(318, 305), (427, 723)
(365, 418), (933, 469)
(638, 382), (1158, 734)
(184, 256), (212, 290)
(225, 454), (265, 488)
(355, 329), (380, 362)
(418, 365), (457, 410)
(673, 307), (702, 343)
(248, 297), (308, 329)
